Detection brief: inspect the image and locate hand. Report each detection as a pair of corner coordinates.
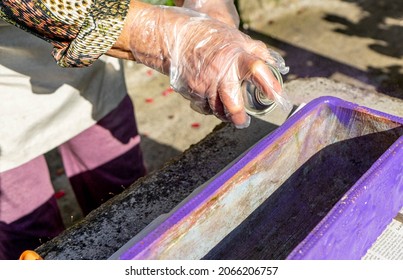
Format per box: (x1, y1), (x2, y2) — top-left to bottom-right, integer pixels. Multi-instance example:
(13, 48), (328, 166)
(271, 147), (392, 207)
(111, 1), (290, 128)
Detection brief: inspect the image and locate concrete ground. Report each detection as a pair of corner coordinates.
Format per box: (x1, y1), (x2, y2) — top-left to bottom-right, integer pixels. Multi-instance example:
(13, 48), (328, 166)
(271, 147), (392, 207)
(48, 0), (403, 229)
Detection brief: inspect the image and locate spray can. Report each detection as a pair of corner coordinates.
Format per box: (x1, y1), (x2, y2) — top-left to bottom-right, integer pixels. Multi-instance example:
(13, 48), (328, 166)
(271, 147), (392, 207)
(241, 64), (284, 116)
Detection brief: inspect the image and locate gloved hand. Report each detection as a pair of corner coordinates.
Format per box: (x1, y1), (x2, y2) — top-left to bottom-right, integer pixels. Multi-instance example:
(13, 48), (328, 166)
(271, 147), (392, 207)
(180, 0), (240, 28)
(122, 2), (290, 128)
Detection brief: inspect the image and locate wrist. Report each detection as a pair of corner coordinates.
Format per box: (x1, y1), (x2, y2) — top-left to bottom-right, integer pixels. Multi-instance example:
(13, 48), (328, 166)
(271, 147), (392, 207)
(108, 0), (153, 61)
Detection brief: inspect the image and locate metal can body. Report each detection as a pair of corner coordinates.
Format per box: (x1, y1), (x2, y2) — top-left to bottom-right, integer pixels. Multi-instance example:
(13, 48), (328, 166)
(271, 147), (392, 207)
(241, 64), (284, 116)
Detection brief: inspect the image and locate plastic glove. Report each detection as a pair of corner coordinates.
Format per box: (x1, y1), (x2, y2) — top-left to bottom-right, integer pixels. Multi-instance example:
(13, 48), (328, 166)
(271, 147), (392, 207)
(180, 0), (240, 28)
(128, 5), (290, 128)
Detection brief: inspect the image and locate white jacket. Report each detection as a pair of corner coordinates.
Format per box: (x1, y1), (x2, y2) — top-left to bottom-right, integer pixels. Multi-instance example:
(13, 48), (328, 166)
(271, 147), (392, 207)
(0, 21), (127, 172)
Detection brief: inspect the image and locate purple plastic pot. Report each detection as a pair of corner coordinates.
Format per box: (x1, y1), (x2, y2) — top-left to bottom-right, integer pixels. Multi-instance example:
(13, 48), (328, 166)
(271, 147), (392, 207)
(111, 96), (403, 260)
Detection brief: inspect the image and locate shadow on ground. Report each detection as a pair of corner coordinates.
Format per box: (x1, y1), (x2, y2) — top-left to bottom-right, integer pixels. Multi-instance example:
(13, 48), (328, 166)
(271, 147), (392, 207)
(242, 0), (403, 100)
(324, 0), (403, 99)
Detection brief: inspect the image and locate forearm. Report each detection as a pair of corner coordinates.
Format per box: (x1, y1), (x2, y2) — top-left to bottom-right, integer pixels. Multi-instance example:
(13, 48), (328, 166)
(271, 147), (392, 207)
(108, 0), (147, 61)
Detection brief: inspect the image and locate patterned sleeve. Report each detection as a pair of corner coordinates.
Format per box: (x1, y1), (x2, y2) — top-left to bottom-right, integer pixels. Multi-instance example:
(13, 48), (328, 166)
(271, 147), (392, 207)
(0, 0), (130, 67)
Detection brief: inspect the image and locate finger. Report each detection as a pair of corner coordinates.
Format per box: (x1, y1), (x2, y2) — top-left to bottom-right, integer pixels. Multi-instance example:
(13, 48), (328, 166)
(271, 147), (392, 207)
(248, 59), (293, 112)
(190, 101), (212, 115)
(250, 60), (283, 99)
(181, 88), (213, 115)
(206, 87), (228, 122)
(217, 76), (251, 129)
(238, 54), (282, 100)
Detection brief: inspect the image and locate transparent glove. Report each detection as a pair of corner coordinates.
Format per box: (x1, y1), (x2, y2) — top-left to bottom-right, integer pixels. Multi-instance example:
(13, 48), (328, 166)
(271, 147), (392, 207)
(129, 5), (290, 128)
(181, 0), (240, 28)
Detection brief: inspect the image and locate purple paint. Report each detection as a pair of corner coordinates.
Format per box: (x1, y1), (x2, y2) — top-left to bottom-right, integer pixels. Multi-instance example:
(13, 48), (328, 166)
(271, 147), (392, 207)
(116, 96), (403, 260)
(287, 137), (403, 259)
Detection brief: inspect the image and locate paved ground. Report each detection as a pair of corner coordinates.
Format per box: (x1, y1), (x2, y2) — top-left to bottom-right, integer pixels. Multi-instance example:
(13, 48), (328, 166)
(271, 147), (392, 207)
(47, 0), (403, 229)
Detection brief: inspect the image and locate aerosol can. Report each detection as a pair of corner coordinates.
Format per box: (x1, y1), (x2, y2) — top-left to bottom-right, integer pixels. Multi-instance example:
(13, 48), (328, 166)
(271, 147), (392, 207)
(241, 63), (284, 116)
